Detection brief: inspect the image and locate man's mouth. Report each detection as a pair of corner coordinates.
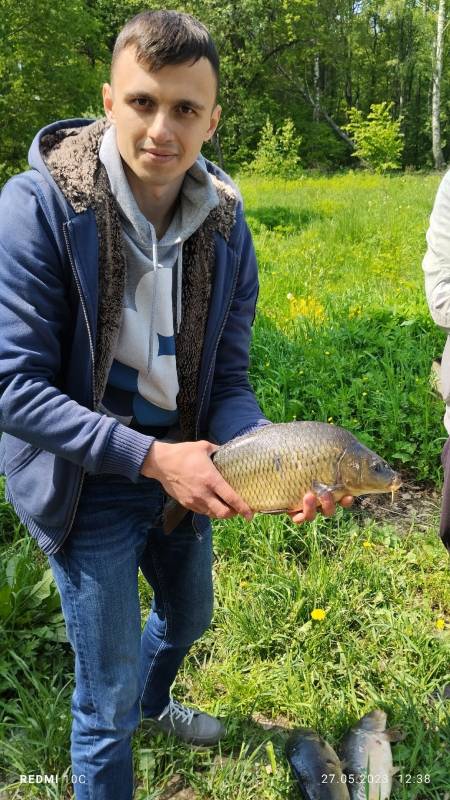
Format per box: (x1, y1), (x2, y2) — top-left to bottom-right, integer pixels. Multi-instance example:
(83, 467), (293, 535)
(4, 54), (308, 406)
(141, 149), (177, 162)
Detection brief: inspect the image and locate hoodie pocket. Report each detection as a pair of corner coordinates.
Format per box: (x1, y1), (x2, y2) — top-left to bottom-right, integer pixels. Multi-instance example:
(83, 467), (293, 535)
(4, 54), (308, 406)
(6, 440), (40, 478)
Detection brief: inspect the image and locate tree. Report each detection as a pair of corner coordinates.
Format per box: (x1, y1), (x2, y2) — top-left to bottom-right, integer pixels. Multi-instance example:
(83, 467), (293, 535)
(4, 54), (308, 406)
(245, 117), (302, 177)
(1, 0), (450, 176)
(0, 0), (107, 182)
(432, 0), (446, 169)
(344, 101), (404, 171)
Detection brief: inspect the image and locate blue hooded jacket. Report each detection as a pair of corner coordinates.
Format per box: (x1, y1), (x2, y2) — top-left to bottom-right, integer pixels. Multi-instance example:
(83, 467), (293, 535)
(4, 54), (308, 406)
(0, 118), (269, 554)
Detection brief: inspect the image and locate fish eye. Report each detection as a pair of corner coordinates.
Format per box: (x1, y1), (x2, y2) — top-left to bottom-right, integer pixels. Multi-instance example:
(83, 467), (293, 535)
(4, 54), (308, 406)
(373, 462), (383, 473)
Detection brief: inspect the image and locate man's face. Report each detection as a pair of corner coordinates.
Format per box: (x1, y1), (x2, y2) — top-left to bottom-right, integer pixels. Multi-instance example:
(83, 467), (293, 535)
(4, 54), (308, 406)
(103, 47), (221, 191)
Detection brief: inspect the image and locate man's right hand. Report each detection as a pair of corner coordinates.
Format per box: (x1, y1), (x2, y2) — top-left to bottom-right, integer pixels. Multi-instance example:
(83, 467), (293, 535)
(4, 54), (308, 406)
(140, 439), (254, 521)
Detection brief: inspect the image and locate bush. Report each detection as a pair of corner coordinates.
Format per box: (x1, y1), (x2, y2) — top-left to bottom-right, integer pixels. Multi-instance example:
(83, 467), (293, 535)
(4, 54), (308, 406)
(245, 117), (302, 178)
(299, 120), (350, 169)
(344, 102), (404, 172)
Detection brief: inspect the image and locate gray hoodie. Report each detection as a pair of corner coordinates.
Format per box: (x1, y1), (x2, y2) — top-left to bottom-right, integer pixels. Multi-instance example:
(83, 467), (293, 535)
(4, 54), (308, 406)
(98, 125), (219, 428)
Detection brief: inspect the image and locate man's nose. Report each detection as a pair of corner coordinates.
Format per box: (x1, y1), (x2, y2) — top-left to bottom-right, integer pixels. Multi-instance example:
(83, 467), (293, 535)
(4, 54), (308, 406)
(147, 110), (173, 142)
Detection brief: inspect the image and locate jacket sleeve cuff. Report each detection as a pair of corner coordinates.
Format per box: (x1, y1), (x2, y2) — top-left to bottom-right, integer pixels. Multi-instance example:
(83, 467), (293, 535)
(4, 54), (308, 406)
(99, 423), (155, 482)
(231, 418), (272, 439)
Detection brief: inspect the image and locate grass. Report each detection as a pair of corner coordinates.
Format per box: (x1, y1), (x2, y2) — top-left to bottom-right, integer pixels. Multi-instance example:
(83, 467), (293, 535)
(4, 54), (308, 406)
(245, 171), (446, 479)
(0, 170), (449, 799)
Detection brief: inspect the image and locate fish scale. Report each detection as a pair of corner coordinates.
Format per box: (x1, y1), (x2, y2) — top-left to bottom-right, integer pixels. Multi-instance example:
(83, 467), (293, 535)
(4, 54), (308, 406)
(211, 421), (400, 512)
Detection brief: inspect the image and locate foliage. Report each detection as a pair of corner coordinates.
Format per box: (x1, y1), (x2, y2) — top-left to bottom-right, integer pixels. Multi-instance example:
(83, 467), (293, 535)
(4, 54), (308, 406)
(0, 535), (67, 691)
(344, 102), (405, 172)
(245, 117), (302, 178)
(0, 0), (108, 185)
(1, 0), (449, 177)
(299, 120), (350, 169)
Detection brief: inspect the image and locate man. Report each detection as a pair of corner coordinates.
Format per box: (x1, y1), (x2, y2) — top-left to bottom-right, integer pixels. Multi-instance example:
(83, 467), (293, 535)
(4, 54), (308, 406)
(0, 10), (352, 799)
(423, 170), (450, 553)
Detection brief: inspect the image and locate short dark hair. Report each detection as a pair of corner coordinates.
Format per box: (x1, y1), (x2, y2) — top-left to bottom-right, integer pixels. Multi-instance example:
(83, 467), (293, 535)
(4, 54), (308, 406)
(111, 10), (220, 96)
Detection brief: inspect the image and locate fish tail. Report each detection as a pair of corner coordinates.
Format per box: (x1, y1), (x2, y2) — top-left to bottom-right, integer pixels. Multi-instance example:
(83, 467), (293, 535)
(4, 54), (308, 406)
(162, 497), (189, 534)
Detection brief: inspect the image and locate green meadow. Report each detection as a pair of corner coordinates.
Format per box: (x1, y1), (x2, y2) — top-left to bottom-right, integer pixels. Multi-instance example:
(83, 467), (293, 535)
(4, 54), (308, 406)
(0, 172), (449, 799)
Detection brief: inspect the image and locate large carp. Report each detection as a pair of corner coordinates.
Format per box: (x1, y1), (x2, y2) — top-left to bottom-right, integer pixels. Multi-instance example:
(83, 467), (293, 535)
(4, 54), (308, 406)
(211, 421), (401, 512)
(163, 421), (401, 533)
(286, 728), (350, 799)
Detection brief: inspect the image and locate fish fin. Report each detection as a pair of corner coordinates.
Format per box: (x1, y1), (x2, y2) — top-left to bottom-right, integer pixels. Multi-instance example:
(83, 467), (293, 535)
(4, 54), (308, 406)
(312, 480), (343, 497)
(162, 497), (189, 535)
(385, 727), (406, 742)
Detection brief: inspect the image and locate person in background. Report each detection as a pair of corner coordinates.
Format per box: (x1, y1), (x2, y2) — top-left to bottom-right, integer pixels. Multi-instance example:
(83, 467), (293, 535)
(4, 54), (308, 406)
(423, 170), (450, 553)
(0, 10), (352, 799)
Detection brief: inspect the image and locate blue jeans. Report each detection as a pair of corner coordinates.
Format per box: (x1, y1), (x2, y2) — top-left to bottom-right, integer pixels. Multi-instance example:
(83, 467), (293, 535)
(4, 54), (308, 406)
(48, 474), (213, 800)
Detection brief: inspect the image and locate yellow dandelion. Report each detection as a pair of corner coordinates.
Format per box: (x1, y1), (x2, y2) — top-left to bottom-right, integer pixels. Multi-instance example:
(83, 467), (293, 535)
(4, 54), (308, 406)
(297, 297), (326, 322)
(311, 608), (326, 621)
(436, 618), (445, 631)
(349, 304), (362, 319)
(362, 540), (373, 548)
(287, 295), (326, 322)
(362, 391), (367, 396)
(327, 417), (333, 423)
(324, 351), (330, 356)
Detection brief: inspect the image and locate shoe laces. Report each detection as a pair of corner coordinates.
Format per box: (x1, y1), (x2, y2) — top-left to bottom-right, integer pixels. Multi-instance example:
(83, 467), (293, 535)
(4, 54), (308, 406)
(164, 698), (195, 726)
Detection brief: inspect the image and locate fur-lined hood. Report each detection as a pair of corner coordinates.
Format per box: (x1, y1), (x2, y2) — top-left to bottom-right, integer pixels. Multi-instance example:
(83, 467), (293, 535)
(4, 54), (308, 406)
(35, 118), (238, 232)
(29, 118), (241, 441)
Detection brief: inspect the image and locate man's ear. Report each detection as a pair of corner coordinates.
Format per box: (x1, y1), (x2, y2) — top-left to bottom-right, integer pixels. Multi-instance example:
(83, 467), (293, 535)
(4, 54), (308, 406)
(102, 83), (114, 122)
(204, 104), (222, 141)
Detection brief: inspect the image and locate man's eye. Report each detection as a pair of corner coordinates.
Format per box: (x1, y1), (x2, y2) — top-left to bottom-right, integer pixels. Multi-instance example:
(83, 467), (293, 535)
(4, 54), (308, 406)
(133, 98), (150, 108)
(178, 105), (195, 115)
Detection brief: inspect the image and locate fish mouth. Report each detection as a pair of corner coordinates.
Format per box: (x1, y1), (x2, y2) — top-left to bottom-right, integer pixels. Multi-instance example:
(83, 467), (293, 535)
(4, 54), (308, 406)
(389, 473), (402, 492)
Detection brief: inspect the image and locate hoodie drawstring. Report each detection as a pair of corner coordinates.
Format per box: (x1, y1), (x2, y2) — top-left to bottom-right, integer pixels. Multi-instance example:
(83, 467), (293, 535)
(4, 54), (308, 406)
(147, 239), (159, 373)
(147, 237), (182, 372)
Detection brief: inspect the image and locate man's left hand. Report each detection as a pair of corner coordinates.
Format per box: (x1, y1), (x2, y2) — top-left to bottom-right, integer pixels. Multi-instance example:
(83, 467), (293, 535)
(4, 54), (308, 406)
(287, 491), (354, 525)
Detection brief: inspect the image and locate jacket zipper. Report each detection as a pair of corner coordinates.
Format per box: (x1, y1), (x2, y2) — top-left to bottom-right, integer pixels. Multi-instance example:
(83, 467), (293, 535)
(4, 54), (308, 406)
(192, 249), (240, 540)
(62, 224), (96, 392)
(195, 249), (240, 441)
(62, 223), (96, 533)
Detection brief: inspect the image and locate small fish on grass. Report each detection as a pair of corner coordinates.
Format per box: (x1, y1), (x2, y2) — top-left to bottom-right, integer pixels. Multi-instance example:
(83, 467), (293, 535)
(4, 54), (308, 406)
(338, 709), (403, 800)
(285, 728), (350, 799)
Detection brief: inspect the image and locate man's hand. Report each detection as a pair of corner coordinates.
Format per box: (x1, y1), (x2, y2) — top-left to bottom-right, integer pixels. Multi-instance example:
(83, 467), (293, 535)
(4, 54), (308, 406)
(287, 491), (354, 524)
(141, 440), (254, 521)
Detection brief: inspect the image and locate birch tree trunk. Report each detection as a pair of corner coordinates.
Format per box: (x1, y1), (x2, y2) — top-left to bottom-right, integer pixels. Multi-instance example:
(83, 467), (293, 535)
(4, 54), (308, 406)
(275, 61), (356, 150)
(211, 132), (224, 170)
(313, 54), (320, 121)
(432, 0), (446, 170)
